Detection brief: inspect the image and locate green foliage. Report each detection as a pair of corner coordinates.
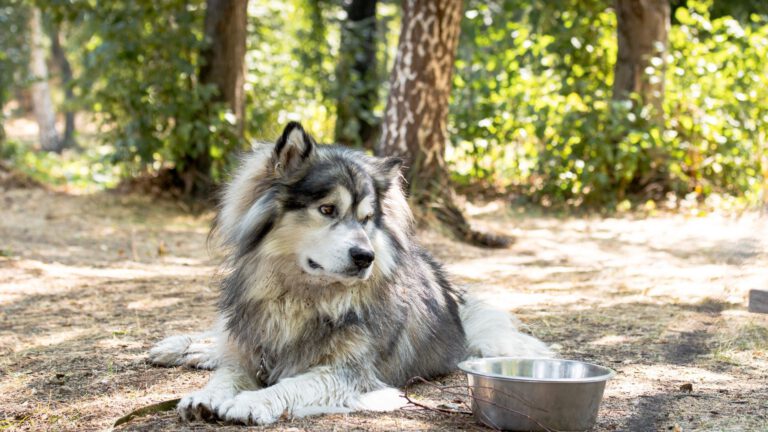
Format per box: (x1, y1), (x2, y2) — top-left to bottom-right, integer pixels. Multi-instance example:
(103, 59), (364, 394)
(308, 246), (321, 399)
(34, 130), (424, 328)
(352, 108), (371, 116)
(666, 5), (768, 199)
(4, 0), (764, 207)
(0, 1), (30, 132)
(244, 1), (340, 143)
(41, 0), (238, 179)
(1, 138), (120, 189)
(334, 0), (391, 147)
(451, 0), (766, 208)
(245, 0), (397, 145)
(6, 0), (390, 181)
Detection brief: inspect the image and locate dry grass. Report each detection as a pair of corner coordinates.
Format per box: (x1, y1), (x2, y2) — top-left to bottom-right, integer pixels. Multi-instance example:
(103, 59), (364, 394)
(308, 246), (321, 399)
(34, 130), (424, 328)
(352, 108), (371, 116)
(1, 187), (767, 431)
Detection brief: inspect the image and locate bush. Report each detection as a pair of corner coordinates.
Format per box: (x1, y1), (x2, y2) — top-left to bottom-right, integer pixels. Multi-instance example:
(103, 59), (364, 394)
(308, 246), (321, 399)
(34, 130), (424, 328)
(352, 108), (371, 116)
(450, 0), (767, 208)
(0, 1), (30, 140)
(46, 0), (238, 180)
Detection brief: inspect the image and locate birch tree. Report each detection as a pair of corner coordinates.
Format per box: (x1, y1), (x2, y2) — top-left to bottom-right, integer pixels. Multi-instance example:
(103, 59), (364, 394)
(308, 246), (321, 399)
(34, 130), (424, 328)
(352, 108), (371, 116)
(28, 7), (61, 152)
(376, 0), (509, 247)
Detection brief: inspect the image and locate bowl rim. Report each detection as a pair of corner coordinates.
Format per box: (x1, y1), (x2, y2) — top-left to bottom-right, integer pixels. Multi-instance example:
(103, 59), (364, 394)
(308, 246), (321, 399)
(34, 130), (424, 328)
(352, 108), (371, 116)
(457, 356), (616, 383)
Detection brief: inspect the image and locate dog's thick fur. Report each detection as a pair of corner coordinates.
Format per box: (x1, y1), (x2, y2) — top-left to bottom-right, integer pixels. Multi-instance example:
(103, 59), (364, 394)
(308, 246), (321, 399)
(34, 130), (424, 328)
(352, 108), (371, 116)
(148, 122), (552, 425)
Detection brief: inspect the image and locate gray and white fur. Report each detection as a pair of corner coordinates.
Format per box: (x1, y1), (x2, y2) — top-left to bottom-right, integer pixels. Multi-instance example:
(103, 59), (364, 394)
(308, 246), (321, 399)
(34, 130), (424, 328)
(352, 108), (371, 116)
(148, 122), (553, 425)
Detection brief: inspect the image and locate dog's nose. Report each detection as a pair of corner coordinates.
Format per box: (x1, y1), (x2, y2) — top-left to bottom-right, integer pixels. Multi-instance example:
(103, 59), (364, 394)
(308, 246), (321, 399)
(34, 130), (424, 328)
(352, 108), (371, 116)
(349, 247), (375, 269)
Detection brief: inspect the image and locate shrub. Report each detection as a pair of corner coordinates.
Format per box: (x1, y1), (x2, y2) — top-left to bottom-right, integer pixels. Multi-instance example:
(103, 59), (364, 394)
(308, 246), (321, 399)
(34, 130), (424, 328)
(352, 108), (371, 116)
(450, 0), (766, 208)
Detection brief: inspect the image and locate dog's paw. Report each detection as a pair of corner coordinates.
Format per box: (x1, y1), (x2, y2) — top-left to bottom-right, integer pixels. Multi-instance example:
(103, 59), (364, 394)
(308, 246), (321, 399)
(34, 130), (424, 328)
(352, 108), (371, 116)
(352, 387), (408, 412)
(148, 335), (218, 370)
(216, 391), (281, 425)
(148, 335), (192, 367)
(177, 388), (235, 422)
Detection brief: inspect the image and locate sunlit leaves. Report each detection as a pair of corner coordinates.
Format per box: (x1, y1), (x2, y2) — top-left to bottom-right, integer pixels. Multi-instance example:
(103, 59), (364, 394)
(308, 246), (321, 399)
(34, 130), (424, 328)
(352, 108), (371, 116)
(449, 0), (766, 208)
(36, 0), (239, 179)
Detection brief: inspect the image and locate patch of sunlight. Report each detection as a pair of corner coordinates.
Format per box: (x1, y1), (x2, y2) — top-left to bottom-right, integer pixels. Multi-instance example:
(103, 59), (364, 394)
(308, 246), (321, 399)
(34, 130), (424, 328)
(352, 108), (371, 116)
(711, 315), (768, 365)
(0, 259), (214, 305)
(468, 287), (587, 310)
(603, 374), (656, 398)
(589, 335), (635, 346)
(0, 372), (32, 410)
(24, 260), (212, 280)
(96, 338), (145, 350)
(465, 200), (504, 216)
(15, 328), (91, 353)
(606, 364), (740, 400)
(157, 224), (212, 234)
(447, 256), (596, 283)
(126, 297), (182, 310)
(631, 364), (736, 383)
(159, 256), (209, 266)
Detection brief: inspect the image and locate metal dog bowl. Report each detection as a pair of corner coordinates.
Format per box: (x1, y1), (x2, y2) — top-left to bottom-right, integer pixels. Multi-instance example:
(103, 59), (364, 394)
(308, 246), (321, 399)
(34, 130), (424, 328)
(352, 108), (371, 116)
(458, 357), (615, 431)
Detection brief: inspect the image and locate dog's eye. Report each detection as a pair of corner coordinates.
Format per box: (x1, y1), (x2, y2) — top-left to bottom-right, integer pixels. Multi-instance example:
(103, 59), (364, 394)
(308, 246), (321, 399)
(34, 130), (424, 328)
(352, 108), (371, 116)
(318, 204), (336, 217)
(361, 214), (373, 224)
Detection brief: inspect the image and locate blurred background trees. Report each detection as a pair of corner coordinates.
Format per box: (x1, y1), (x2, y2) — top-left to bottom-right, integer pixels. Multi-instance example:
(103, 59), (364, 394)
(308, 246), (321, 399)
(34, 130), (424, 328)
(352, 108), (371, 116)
(335, 0), (379, 149)
(191, 0), (249, 197)
(0, 0), (766, 213)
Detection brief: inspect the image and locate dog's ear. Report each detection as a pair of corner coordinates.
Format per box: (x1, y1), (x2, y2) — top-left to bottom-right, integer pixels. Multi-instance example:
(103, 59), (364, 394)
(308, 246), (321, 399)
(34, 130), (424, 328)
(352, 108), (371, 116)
(371, 156), (404, 191)
(273, 122), (316, 176)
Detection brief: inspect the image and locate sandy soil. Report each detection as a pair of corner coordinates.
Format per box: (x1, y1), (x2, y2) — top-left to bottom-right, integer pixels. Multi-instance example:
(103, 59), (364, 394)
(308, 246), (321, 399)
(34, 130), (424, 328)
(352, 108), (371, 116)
(1, 186), (767, 431)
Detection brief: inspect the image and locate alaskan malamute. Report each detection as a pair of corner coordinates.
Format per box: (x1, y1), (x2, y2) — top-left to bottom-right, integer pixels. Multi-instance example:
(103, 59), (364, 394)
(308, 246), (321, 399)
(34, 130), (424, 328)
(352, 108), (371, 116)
(148, 122), (552, 425)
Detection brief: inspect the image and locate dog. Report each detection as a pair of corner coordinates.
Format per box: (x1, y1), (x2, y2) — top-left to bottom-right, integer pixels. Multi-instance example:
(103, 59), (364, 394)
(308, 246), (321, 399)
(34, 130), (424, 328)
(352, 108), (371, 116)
(148, 122), (553, 425)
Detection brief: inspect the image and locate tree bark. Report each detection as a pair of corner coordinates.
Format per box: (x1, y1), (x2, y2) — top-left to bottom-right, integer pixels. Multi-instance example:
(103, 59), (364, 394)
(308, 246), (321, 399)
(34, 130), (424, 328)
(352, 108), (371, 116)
(187, 0), (248, 198)
(49, 24), (75, 149)
(376, 0), (463, 191)
(335, 0), (378, 148)
(200, 0), (248, 125)
(376, 0), (510, 248)
(613, 0), (670, 115)
(28, 8), (62, 153)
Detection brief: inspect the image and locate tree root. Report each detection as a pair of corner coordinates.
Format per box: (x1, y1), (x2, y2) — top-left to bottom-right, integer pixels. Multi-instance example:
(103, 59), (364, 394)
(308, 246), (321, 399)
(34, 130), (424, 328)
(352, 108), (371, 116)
(423, 190), (513, 249)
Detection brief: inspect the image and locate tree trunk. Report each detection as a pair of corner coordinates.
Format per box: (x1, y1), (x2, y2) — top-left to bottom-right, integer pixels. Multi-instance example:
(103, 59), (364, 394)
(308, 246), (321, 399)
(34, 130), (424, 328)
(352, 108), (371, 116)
(376, 0), (462, 191)
(28, 8), (62, 153)
(335, 0), (378, 149)
(376, 0), (510, 248)
(0, 88), (5, 147)
(50, 24), (75, 149)
(188, 0), (248, 198)
(613, 0), (670, 116)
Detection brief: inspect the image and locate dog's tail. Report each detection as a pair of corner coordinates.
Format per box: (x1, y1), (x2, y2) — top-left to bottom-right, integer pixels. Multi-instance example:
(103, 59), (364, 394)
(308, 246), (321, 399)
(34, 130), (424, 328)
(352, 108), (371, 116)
(460, 296), (554, 358)
(148, 320), (223, 370)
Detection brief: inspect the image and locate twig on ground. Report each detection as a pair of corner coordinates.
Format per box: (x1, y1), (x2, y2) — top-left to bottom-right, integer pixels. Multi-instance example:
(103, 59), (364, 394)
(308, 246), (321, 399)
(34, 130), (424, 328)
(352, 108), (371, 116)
(403, 376), (473, 415)
(113, 398), (180, 427)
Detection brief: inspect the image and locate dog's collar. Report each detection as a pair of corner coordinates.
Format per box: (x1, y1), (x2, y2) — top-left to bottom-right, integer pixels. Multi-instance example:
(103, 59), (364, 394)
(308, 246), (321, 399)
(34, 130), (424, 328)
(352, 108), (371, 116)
(255, 352), (269, 385)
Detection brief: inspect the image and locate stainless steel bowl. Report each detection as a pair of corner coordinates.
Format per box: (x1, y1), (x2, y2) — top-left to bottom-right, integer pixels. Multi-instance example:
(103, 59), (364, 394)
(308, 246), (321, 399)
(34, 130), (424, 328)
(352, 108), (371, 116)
(458, 357), (615, 431)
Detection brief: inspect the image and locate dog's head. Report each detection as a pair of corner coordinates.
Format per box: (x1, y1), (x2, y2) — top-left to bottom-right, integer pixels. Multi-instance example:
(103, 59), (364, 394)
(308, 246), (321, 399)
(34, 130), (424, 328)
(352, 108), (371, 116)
(217, 122), (412, 285)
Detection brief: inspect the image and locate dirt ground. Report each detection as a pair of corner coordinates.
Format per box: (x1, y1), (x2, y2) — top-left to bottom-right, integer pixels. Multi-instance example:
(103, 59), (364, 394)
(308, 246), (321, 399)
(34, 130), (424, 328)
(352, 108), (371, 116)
(1, 185), (767, 431)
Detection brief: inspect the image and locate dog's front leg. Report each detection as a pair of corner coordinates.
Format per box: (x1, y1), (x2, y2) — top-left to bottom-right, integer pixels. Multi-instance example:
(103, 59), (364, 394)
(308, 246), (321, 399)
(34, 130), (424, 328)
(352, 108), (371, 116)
(177, 362), (251, 422)
(216, 366), (364, 425)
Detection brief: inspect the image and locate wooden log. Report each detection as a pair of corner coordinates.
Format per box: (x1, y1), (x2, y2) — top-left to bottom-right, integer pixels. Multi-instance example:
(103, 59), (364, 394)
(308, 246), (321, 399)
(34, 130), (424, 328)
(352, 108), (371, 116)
(748, 290), (768, 314)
